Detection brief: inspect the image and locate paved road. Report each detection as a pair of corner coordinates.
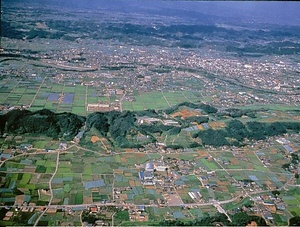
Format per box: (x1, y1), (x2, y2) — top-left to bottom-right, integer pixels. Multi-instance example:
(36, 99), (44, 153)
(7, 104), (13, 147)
(34, 151), (60, 227)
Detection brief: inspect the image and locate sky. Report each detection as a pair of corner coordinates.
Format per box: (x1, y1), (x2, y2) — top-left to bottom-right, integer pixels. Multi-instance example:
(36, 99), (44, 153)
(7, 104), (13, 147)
(4, 0), (300, 26)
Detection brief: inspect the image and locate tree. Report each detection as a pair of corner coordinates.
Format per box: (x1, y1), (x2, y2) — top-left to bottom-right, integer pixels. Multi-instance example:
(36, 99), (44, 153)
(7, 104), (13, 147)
(246, 121), (267, 140)
(168, 127), (181, 135)
(231, 212), (267, 226)
(227, 120), (248, 142)
(197, 129), (229, 147)
(289, 216), (300, 226)
(186, 116), (209, 124)
(282, 163), (290, 170)
(272, 190), (281, 197)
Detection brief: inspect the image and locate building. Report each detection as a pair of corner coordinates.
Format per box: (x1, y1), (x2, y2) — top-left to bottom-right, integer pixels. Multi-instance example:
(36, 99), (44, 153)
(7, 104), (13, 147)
(144, 171), (154, 180)
(145, 162), (154, 172)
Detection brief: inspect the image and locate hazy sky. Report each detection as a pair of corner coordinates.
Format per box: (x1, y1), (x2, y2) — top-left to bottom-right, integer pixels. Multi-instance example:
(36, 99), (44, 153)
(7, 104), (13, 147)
(4, 0), (300, 26)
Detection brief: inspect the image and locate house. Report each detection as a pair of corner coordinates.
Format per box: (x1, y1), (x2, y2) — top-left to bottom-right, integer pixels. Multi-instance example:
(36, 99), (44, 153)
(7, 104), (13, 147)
(145, 162), (154, 172)
(263, 211), (273, 220)
(162, 120), (179, 126)
(59, 143), (67, 150)
(144, 171), (154, 180)
(90, 206), (98, 213)
(139, 171), (144, 180)
(0, 153), (11, 161)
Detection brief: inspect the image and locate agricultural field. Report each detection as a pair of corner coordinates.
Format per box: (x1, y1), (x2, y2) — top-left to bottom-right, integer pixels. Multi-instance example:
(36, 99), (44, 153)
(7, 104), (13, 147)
(1, 0), (300, 226)
(0, 116), (300, 225)
(0, 73), (204, 116)
(122, 90), (200, 112)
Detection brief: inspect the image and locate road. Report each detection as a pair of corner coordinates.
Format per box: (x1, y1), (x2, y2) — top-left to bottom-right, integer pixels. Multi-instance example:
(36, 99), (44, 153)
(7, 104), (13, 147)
(33, 151), (60, 227)
(1, 137), (298, 225)
(0, 189), (272, 211)
(161, 90), (171, 107)
(0, 186), (284, 226)
(119, 91), (126, 112)
(212, 199), (232, 222)
(29, 76), (47, 107)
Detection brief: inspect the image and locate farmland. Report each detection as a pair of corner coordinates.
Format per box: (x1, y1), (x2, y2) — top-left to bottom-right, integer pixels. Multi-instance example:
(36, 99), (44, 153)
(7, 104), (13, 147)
(0, 128), (300, 225)
(1, 94), (300, 227)
(0, 72), (204, 116)
(1, 0), (300, 226)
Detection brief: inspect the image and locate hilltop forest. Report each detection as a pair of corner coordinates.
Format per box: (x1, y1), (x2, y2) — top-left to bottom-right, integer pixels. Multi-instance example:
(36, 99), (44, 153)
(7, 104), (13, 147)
(1, 102), (300, 149)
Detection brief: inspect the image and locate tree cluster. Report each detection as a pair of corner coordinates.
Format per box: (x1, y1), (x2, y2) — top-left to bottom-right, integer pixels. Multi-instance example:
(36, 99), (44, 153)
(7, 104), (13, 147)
(193, 119), (300, 147)
(164, 102), (217, 115)
(0, 109), (85, 140)
(86, 111), (136, 147)
(290, 216), (300, 226)
(282, 153), (299, 172)
(219, 108), (258, 118)
(2, 105), (300, 149)
(159, 212), (266, 226)
(86, 110), (182, 147)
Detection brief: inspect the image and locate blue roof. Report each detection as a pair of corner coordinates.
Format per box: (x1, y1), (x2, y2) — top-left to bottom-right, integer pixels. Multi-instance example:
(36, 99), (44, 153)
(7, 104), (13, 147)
(48, 93), (59, 101)
(139, 171), (144, 179)
(283, 145), (294, 153)
(202, 123), (209, 129)
(174, 180), (185, 186)
(146, 162), (154, 170)
(138, 205), (145, 210)
(84, 179), (105, 189)
(62, 93), (74, 104)
(173, 211), (185, 219)
(0, 153), (11, 159)
(76, 131), (84, 138)
(183, 126), (199, 132)
(249, 175), (259, 181)
(144, 171), (153, 178)
(72, 206), (86, 211)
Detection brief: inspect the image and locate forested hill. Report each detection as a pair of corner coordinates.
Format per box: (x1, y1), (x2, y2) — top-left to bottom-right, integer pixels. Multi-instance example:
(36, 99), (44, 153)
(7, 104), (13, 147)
(1, 102), (300, 149)
(0, 109), (85, 141)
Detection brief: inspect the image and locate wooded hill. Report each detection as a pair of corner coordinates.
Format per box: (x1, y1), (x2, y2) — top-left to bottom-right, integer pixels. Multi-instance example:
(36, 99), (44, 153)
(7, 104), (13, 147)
(0, 109), (85, 141)
(1, 102), (300, 149)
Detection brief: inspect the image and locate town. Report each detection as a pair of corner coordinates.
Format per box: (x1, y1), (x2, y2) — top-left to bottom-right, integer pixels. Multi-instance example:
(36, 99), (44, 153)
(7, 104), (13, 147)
(1, 0), (300, 226)
(1, 37), (300, 115)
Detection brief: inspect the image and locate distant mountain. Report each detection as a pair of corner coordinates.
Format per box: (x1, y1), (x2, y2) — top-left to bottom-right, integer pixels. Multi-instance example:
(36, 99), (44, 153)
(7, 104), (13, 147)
(2, 0), (300, 55)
